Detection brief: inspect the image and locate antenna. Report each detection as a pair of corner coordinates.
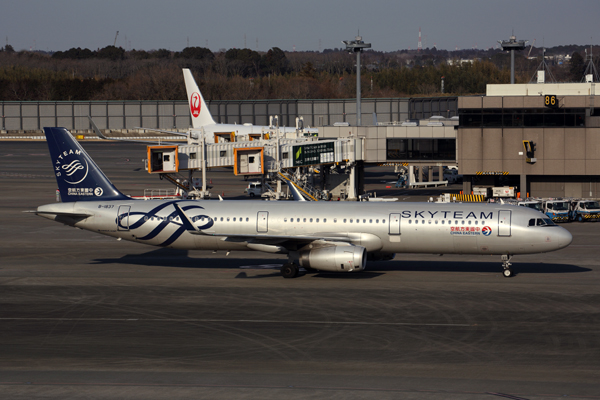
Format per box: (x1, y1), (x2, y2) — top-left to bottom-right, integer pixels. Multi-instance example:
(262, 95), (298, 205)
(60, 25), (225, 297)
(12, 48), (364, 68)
(418, 27), (422, 52)
(529, 47), (556, 83)
(113, 31), (119, 47)
(579, 40), (600, 82)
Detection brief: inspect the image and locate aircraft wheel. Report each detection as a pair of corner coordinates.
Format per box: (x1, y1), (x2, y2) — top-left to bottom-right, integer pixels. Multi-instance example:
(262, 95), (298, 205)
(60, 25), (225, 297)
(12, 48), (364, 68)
(503, 268), (513, 278)
(281, 263), (299, 279)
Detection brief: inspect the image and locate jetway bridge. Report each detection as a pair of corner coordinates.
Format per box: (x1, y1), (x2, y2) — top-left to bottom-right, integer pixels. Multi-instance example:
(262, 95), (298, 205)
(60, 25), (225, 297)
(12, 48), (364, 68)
(146, 137), (363, 201)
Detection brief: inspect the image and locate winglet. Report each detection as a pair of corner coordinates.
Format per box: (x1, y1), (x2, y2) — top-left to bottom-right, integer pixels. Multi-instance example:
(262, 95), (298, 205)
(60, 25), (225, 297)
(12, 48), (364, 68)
(286, 180), (307, 201)
(88, 116), (110, 140)
(183, 68), (216, 128)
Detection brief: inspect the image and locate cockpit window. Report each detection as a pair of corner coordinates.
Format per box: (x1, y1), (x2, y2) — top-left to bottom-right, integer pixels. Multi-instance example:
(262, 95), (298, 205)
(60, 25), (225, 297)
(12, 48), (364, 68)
(530, 218), (557, 227)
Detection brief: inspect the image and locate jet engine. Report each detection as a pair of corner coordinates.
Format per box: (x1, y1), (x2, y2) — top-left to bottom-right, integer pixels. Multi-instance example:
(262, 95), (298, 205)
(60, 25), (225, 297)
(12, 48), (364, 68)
(298, 245), (366, 272)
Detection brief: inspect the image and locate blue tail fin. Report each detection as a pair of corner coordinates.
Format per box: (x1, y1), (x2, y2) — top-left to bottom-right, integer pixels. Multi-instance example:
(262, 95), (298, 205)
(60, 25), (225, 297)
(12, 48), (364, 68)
(44, 127), (130, 202)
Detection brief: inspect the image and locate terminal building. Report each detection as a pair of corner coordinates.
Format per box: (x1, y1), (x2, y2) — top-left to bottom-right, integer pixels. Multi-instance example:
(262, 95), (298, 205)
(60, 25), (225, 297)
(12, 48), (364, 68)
(321, 82), (600, 198)
(2, 83), (599, 199)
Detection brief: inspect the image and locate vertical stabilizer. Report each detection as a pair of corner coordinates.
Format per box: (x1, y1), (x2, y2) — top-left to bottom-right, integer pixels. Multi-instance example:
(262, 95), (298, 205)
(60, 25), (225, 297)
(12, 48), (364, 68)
(44, 127), (129, 202)
(183, 68), (216, 128)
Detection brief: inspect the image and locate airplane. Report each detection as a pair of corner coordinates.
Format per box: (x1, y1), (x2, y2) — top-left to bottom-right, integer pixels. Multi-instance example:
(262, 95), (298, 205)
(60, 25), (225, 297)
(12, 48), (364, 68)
(181, 68), (318, 142)
(36, 127), (573, 278)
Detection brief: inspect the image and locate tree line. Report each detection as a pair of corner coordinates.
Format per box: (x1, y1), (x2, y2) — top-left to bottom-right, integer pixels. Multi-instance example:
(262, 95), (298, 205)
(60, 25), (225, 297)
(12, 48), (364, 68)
(0, 44), (598, 101)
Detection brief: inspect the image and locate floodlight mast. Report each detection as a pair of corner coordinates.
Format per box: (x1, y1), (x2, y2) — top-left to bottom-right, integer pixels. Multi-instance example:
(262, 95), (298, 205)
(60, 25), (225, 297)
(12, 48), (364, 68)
(343, 36), (371, 125)
(498, 35), (527, 84)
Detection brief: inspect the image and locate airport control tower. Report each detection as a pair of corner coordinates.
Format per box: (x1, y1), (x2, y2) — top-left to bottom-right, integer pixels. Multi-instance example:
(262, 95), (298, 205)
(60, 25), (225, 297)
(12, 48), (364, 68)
(499, 35), (527, 84)
(343, 36), (371, 126)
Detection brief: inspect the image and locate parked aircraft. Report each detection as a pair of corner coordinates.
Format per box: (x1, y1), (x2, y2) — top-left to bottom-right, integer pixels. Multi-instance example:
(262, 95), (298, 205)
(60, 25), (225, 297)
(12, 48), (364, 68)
(182, 68), (318, 142)
(36, 127), (572, 278)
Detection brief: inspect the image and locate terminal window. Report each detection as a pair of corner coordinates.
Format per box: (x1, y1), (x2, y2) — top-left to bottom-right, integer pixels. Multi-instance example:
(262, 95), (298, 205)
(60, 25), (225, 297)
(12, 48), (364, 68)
(386, 139), (456, 161)
(459, 108), (586, 128)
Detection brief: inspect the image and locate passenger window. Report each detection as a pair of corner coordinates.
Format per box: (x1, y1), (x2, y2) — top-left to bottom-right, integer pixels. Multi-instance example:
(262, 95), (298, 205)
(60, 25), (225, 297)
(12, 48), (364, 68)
(461, 220), (465, 225)
(441, 220), (445, 224)
(468, 220), (472, 225)
(343, 219), (346, 223)
(316, 218), (319, 223)
(422, 220), (425, 224)
(227, 217), (230, 222)
(350, 219), (353, 223)
(284, 218), (287, 222)
(382, 219), (386, 223)
(310, 218), (313, 223)
(435, 220), (438, 224)
(363, 219), (366, 223)
(409, 220), (412, 224)
(246, 217), (249, 222)
(303, 218), (306, 222)
(220, 217), (223, 221)
(369, 219), (372, 223)
(233, 217), (236, 222)
(376, 219), (379, 223)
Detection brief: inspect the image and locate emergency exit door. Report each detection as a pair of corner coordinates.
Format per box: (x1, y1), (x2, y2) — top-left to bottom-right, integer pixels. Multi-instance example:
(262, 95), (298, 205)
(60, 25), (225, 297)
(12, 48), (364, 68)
(257, 211), (269, 233)
(389, 213), (401, 235)
(498, 210), (512, 237)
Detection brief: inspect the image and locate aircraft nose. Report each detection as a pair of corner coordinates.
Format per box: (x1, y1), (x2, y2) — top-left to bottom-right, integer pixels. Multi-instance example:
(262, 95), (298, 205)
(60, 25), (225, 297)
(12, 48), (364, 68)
(556, 227), (573, 249)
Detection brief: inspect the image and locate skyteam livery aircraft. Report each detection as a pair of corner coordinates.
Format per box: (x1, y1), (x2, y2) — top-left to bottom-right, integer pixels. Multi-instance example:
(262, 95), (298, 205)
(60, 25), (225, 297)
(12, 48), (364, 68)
(36, 127), (572, 278)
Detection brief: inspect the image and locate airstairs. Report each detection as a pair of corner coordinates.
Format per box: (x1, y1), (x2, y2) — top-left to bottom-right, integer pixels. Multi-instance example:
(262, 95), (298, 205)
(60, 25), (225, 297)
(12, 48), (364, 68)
(277, 169), (325, 201)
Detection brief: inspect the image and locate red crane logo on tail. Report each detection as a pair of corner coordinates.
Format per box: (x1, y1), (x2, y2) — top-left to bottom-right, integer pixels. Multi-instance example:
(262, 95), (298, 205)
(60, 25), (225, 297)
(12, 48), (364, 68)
(190, 92), (201, 118)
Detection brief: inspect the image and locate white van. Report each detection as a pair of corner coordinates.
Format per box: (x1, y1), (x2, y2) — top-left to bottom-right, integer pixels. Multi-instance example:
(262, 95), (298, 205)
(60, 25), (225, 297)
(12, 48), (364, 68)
(244, 182), (262, 197)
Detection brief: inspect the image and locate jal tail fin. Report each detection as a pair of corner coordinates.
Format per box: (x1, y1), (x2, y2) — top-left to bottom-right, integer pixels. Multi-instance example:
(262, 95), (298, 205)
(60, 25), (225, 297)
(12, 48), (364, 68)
(183, 68), (216, 128)
(43, 127), (130, 203)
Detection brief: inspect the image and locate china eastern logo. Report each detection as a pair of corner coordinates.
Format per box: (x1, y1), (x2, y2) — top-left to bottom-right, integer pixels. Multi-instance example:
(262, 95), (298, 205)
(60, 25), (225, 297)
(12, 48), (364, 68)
(190, 92), (201, 118)
(54, 148), (88, 185)
(482, 226), (492, 236)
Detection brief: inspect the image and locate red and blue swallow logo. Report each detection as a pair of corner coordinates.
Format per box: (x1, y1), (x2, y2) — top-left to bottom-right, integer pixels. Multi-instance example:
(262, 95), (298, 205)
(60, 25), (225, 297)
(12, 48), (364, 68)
(482, 226), (492, 236)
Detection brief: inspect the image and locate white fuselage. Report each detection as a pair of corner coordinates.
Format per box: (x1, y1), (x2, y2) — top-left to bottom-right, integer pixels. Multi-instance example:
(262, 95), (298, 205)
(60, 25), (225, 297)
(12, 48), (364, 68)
(37, 200), (573, 256)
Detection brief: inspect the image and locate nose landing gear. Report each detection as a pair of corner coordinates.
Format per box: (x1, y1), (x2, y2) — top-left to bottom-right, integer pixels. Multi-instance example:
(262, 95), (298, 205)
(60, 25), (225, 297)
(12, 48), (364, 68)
(501, 255), (514, 277)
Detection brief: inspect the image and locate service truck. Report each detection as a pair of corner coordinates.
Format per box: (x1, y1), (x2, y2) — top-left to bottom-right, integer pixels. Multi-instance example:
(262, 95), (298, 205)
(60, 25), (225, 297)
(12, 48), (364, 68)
(569, 199), (600, 222)
(542, 199), (570, 222)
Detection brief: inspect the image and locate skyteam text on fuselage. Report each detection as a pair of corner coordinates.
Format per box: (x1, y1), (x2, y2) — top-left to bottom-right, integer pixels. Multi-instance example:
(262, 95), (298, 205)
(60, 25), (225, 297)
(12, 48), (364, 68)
(36, 127), (572, 278)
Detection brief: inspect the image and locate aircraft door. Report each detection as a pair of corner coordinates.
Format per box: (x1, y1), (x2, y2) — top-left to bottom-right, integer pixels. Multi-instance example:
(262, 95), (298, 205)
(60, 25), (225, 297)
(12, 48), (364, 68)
(389, 213), (401, 235)
(117, 205), (131, 231)
(498, 210), (512, 237)
(257, 211), (268, 233)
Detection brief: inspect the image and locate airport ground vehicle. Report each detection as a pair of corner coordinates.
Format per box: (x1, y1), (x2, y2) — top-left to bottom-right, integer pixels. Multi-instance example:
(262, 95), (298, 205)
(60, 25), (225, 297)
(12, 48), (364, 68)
(542, 199), (570, 222)
(244, 182), (263, 197)
(569, 199), (600, 222)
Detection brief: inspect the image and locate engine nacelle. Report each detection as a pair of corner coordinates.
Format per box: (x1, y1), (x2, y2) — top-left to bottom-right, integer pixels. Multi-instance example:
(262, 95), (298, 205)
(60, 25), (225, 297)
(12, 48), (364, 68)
(367, 252), (396, 261)
(299, 245), (366, 272)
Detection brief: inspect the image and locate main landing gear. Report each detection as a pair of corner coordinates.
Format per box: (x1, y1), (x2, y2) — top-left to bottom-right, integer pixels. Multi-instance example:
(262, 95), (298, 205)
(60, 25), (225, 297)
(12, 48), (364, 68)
(281, 263), (300, 279)
(501, 255), (514, 278)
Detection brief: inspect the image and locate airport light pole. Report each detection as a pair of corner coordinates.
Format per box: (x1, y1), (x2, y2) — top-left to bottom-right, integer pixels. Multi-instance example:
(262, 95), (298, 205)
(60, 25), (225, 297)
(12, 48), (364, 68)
(498, 35), (527, 84)
(343, 36), (371, 126)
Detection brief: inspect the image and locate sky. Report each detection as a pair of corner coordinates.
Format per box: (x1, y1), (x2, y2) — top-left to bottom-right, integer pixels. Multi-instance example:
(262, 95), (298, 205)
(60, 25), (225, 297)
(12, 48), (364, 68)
(2, 0), (600, 53)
